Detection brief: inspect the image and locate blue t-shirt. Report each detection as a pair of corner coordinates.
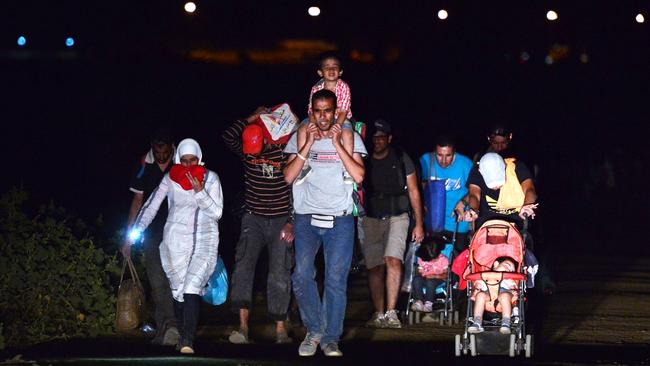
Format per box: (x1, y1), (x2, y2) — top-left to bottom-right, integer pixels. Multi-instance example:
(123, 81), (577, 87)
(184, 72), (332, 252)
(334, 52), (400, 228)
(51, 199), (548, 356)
(419, 152), (473, 233)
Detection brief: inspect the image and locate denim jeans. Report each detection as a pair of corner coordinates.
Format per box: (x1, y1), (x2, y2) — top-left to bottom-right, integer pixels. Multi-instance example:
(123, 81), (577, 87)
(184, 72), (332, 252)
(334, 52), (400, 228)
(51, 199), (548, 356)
(292, 214), (354, 345)
(229, 212), (293, 320)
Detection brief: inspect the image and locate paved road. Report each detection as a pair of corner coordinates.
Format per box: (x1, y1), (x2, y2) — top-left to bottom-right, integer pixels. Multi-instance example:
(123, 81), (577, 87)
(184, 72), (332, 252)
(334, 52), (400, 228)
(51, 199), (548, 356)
(3, 251), (650, 365)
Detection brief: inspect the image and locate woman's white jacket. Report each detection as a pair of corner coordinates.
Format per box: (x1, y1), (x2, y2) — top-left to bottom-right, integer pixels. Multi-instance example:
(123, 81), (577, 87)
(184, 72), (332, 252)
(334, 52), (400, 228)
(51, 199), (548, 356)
(133, 169), (223, 301)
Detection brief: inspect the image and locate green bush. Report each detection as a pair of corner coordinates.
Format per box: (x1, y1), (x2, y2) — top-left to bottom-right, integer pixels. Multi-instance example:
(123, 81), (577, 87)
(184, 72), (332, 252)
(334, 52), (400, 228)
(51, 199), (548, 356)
(0, 189), (120, 347)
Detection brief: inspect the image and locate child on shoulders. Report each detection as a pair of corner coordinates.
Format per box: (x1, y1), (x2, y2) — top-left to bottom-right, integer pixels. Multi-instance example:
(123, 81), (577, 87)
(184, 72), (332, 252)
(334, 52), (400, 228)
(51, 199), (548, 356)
(295, 53), (355, 184)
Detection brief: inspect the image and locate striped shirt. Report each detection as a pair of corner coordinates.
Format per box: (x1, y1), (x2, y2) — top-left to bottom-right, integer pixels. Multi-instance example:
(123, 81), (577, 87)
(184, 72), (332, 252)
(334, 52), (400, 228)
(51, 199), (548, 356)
(222, 120), (292, 218)
(307, 79), (353, 119)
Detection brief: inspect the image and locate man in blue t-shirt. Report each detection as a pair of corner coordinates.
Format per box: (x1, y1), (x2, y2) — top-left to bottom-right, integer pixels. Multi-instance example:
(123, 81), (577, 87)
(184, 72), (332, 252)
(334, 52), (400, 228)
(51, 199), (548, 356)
(419, 136), (473, 253)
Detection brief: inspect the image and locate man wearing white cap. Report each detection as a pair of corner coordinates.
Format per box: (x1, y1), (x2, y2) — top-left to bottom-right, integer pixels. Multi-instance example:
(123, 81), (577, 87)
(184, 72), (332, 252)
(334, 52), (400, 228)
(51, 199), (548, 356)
(464, 152), (538, 228)
(129, 138), (223, 354)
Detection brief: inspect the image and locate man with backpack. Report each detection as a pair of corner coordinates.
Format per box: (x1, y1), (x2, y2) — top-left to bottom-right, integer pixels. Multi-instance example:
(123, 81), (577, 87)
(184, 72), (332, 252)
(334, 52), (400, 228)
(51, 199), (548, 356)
(359, 119), (424, 328)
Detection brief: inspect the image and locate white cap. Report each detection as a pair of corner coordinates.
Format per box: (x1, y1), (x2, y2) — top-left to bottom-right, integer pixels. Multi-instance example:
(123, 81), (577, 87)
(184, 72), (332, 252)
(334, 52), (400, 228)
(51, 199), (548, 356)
(174, 138), (204, 165)
(478, 152), (505, 189)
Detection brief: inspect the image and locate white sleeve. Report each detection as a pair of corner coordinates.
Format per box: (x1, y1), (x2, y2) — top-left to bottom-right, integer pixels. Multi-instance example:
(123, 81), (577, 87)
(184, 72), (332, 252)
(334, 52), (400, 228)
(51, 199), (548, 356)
(353, 132), (367, 157)
(194, 171), (223, 221)
(133, 175), (169, 233)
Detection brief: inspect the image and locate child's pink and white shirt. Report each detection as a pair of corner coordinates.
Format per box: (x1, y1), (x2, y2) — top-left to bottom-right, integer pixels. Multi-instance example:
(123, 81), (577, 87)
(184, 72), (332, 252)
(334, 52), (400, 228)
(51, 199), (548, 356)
(308, 79), (353, 119)
(418, 255), (449, 278)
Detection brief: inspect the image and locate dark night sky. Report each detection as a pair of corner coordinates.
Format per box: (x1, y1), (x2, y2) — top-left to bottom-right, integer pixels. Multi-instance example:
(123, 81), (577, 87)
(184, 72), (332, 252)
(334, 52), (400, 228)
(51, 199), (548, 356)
(1, 1), (648, 243)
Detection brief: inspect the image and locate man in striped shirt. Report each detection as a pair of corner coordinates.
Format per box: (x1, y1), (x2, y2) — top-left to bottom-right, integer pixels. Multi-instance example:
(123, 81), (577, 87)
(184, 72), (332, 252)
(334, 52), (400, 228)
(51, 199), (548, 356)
(222, 107), (295, 345)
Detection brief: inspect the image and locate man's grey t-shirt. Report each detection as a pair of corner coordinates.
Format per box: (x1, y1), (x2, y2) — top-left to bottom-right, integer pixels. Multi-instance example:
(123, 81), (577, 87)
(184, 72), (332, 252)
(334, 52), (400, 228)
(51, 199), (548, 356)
(284, 131), (367, 216)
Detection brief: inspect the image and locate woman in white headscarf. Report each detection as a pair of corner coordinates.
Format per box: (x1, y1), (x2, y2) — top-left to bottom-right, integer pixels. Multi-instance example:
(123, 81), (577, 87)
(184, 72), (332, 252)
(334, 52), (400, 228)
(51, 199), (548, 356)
(130, 138), (223, 354)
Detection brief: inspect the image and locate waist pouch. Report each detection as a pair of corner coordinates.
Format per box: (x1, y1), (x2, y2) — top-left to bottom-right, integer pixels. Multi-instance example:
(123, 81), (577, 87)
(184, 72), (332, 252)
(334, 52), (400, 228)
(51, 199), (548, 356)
(311, 214), (334, 228)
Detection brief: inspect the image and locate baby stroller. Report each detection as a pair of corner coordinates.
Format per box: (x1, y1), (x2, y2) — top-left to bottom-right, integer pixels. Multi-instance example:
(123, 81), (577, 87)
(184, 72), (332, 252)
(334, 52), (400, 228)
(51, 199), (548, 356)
(454, 219), (533, 357)
(403, 230), (460, 326)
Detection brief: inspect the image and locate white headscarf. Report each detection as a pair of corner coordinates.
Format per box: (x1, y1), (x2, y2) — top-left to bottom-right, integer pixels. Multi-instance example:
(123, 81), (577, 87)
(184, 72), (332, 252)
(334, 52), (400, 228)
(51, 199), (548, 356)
(174, 138), (204, 165)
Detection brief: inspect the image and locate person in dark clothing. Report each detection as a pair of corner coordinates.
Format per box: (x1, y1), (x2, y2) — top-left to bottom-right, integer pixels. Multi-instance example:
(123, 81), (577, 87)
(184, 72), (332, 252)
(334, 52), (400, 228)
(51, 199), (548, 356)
(222, 107), (295, 345)
(359, 119), (425, 329)
(121, 129), (178, 346)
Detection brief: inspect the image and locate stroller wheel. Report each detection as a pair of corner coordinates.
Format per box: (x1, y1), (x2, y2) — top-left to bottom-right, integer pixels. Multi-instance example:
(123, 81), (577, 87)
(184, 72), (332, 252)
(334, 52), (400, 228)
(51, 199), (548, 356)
(525, 334), (534, 358)
(454, 334), (461, 357)
(469, 334), (477, 356)
(508, 334), (516, 357)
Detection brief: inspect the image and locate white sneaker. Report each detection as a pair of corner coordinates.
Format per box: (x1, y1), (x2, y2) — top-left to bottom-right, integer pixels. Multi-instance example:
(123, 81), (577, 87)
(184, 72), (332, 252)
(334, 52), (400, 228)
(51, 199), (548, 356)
(468, 321), (484, 333)
(384, 310), (402, 328)
(365, 312), (385, 328)
(322, 342), (343, 357)
(298, 332), (321, 357)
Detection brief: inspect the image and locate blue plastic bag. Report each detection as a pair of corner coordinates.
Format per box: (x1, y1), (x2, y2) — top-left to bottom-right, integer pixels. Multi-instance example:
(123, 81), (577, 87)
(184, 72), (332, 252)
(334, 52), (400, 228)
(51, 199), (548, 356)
(202, 256), (228, 306)
(423, 179), (446, 234)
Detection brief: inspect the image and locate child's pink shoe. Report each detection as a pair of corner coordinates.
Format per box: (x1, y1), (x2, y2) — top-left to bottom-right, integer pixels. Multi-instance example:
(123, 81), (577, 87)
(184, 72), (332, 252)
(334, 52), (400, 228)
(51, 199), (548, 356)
(422, 301), (433, 313)
(411, 300), (424, 312)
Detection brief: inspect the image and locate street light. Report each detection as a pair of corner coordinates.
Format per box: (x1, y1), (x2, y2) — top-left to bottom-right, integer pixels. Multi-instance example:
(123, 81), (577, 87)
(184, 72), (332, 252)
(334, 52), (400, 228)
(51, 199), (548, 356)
(636, 13), (645, 24)
(546, 10), (558, 21)
(65, 37), (75, 47)
(184, 2), (196, 13)
(308, 6), (320, 17)
(437, 9), (448, 20)
(17, 36), (26, 47)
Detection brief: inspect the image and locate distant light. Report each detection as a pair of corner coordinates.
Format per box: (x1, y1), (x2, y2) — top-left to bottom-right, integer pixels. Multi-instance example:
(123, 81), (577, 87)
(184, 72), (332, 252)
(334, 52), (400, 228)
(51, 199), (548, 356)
(437, 9), (448, 20)
(308, 6), (320, 16)
(17, 36), (26, 47)
(580, 53), (589, 64)
(636, 13), (645, 24)
(519, 51), (530, 63)
(545, 55), (554, 65)
(184, 2), (196, 13)
(65, 37), (75, 47)
(546, 10), (558, 21)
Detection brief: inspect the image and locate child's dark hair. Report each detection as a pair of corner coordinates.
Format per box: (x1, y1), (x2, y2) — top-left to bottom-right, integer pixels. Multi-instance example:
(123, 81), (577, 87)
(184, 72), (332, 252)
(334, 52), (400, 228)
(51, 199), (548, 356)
(317, 51), (343, 70)
(416, 235), (446, 261)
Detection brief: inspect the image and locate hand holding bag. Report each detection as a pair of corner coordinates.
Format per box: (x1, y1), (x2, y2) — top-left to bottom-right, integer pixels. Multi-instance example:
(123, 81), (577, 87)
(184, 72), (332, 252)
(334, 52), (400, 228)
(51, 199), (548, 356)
(116, 256), (145, 331)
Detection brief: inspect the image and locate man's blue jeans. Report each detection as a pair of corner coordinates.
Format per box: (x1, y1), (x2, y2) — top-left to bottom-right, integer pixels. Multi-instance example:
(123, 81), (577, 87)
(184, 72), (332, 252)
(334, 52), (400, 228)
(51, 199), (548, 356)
(292, 213), (354, 345)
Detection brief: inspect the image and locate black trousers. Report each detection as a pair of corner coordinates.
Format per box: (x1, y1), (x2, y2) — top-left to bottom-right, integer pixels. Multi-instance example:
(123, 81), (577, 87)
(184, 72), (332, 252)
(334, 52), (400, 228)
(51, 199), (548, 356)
(143, 233), (176, 334)
(174, 294), (200, 343)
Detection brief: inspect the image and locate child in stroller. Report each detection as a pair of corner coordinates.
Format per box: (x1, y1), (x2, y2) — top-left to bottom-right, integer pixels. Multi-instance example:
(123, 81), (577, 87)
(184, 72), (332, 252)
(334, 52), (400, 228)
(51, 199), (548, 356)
(454, 218), (533, 357)
(411, 236), (450, 313)
(468, 256), (518, 334)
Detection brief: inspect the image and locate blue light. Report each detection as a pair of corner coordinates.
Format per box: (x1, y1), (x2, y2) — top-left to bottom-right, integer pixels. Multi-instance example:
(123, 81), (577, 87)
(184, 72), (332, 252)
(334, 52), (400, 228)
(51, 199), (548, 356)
(17, 36), (26, 47)
(65, 37), (75, 47)
(128, 228), (142, 242)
